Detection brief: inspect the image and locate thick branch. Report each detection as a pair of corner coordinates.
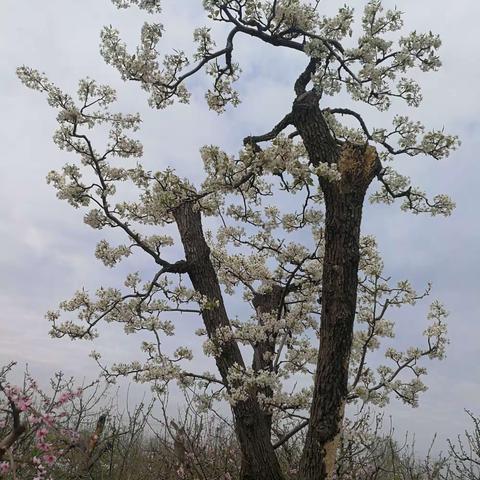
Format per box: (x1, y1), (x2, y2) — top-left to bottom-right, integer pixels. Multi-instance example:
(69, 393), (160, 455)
(173, 201), (245, 382)
(273, 420), (309, 450)
(252, 285), (285, 373)
(292, 90), (339, 166)
(243, 113), (293, 152)
(294, 58), (319, 96)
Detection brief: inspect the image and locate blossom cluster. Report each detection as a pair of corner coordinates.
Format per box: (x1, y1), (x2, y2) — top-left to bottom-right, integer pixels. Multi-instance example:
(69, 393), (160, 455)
(348, 237), (449, 408)
(111, 0), (162, 14)
(0, 369), (86, 479)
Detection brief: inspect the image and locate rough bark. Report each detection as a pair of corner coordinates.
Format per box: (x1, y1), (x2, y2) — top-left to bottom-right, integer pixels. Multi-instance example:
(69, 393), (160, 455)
(235, 414), (283, 480)
(291, 90), (339, 166)
(299, 180), (365, 480)
(251, 285), (285, 435)
(173, 202), (284, 480)
(292, 93), (381, 479)
(252, 285), (284, 376)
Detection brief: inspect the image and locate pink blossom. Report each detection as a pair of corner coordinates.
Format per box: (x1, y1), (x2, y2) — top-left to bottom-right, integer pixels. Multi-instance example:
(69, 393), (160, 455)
(41, 414), (54, 427)
(36, 427), (49, 441)
(29, 414), (42, 425)
(42, 454), (57, 466)
(17, 397), (32, 411)
(56, 391), (74, 405)
(36, 441), (52, 452)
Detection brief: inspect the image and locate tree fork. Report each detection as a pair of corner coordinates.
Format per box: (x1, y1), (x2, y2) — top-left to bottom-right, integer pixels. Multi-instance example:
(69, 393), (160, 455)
(173, 201), (285, 480)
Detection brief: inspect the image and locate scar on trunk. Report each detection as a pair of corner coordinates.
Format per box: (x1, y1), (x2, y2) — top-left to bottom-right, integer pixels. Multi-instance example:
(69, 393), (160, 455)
(323, 400), (346, 480)
(337, 143), (380, 190)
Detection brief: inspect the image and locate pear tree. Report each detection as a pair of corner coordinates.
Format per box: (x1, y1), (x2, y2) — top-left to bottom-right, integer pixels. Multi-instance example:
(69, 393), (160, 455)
(18, 1), (457, 478)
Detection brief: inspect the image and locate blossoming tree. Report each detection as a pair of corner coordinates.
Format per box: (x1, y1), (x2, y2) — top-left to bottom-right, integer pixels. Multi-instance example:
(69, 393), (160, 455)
(17, 1), (458, 479)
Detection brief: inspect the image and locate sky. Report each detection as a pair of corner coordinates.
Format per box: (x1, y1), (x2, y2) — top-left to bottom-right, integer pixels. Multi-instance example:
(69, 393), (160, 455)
(0, 0), (479, 455)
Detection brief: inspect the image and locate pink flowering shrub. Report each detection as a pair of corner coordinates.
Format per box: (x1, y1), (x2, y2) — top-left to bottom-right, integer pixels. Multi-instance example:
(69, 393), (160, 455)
(0, 364), (97, 479)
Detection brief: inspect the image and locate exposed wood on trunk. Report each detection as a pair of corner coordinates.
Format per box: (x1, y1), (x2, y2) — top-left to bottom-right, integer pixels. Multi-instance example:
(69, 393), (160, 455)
(323, 401), (345, 480)
(84, 414), (107, 472)
(173, 202), (284, 480)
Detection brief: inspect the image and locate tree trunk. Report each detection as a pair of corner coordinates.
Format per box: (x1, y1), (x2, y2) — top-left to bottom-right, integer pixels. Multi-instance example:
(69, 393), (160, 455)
(300, 145), (381, 479)
(300, 182), (365, 480)
(292, 91), (381, 479)
(235, 409), (283, 480)
(173, 202), (284, 480)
